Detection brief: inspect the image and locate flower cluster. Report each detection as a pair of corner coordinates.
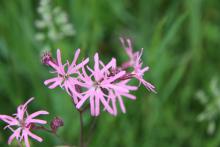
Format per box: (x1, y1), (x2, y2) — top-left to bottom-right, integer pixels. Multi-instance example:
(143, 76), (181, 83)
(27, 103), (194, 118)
(42, 38), (155, 116)
(0, 98), (49, 147)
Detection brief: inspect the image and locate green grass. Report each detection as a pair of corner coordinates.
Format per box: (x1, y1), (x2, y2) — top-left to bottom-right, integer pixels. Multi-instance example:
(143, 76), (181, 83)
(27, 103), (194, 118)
(0, 0), (220, 146)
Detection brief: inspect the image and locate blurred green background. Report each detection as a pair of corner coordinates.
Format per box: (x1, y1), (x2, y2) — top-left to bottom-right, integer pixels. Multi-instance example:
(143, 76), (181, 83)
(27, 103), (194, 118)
(0, 0), (220, 147)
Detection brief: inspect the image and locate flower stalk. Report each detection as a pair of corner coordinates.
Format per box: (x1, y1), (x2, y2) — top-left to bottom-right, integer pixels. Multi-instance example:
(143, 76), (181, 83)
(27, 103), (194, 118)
(79, 110), (84, 147)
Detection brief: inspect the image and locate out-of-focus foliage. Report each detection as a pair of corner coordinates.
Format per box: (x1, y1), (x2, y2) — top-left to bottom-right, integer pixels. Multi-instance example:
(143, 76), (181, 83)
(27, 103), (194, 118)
(0, 0), (219, 147)
(35, 0), (75, 49)
(196, 77), (220, 135)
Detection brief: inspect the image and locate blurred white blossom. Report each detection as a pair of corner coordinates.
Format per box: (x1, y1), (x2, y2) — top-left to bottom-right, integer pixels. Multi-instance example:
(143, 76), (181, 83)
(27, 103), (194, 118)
(35, 0), (75, 46)
(195, 77), (220, 135)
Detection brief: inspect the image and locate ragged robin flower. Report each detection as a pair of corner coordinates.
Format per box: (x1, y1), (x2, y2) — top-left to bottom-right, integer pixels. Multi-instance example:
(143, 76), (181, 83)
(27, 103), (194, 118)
(42, 49), (89, 104)
(76, 53), (137, 116)
(120, 38), (156, 92)
(0, 98), (49, 147)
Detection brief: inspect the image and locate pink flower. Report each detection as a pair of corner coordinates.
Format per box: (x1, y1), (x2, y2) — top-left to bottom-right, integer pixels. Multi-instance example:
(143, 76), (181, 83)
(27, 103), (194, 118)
(43, 49), (89, 104)
(120, 38), (156, 92)
(76, 53), (130, 116)
(0, 98), (49, 147)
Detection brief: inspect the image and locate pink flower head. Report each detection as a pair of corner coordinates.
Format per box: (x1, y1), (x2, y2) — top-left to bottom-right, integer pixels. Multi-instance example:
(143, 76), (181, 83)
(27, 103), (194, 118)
(43, 49), (89, 104)
(120, 38), (156, 92)
(0, 97), (49, 147)
(76, 53), (131, 116)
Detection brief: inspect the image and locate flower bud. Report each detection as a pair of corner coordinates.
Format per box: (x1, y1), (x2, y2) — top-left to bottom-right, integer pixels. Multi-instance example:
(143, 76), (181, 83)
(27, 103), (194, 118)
(41, 51), (53, 66)
(50, 117), (64, 133)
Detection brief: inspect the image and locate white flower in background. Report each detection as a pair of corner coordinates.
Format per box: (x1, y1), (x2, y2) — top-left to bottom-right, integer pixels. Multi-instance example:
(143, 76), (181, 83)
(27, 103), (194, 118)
(195, 77), (220, 135)
(35, 0), (75, 44)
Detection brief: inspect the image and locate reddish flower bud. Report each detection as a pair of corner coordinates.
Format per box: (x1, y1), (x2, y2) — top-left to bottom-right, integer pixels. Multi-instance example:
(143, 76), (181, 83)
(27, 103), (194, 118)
(41, 51), (53, 66)
(50, 117), (64, 133)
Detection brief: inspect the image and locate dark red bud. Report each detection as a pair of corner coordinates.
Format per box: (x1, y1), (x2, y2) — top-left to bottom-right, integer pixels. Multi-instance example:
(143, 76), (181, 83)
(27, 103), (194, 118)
(50, 117), (64, 133)
(41, 51), (53, 66)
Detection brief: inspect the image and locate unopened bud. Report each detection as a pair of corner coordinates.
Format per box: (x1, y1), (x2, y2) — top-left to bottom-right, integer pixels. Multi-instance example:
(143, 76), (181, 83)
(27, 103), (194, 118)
(50, 117), (64, 133)
(41, 51), (53, 66)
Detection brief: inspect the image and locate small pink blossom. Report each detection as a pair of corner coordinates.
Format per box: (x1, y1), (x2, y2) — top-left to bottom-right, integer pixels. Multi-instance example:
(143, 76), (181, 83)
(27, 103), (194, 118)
(43, 49), (89, 104)
(0, 98), (49, 147)
(120, 38), (156, 92)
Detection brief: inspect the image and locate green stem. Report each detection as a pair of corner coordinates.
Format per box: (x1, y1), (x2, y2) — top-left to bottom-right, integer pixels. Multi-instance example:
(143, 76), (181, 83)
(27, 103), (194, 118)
(79, 111), (84, 147)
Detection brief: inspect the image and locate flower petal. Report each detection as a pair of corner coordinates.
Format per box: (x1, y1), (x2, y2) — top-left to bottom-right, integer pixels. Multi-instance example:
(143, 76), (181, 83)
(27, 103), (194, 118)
(56, 49), (63, 67)
(71, 48), (81, 66)
(0, 115), (18, 125)
(97, 89), (113, 115)
(26, 129), (43, 142)
(90, 94), (95, 116)
(102, 71), (125, 84)
(23, 131), (30, 147)
(100, 58), (116, 73)
(8, 128), (21, 145)
(26, 111), (49, 121)
(76, 90), (93, 109)
(118, 95), (126, 113)
(95, 92), (100, 116)
(27, 119), (47, 124)
(44, 77), (63, 89)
